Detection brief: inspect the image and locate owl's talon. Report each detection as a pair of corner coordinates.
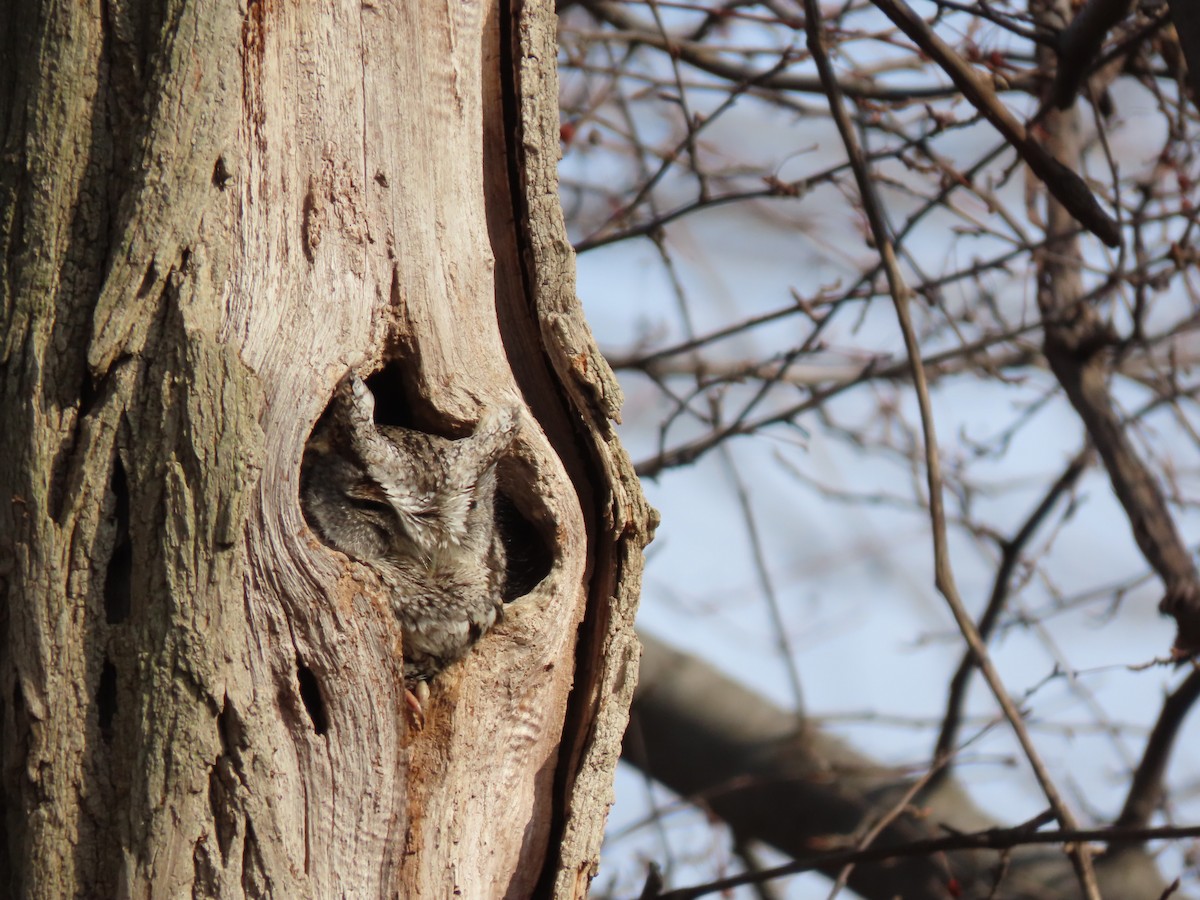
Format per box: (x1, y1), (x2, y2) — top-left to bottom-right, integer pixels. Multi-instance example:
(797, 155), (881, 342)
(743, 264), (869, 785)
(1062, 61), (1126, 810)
(405, 683), (428, 730)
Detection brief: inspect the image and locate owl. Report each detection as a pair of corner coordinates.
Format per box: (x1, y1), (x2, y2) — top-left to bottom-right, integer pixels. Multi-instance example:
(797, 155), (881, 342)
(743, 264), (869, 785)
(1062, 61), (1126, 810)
(300, 374), (521, 682)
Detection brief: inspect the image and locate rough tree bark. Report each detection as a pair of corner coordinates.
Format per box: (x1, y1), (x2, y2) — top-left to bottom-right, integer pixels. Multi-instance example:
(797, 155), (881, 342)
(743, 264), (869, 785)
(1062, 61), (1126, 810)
(0, 1), (651, 897)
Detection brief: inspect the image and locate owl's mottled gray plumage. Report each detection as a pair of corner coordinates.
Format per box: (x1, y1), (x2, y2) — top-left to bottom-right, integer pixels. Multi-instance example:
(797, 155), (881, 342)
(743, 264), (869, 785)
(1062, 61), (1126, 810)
(300, 374), (520, 681)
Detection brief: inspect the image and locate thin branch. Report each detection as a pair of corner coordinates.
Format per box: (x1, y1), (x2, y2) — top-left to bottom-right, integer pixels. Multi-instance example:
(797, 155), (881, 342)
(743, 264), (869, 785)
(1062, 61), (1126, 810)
(929, 0), (1052, 44)
(1033, 109), (1200, 653)
(1166, 0), (1200, 106)
(720, 447), (807, 720)
(825, 757), (952, 899)
(632, 326), (1042, 477)
(932, 448), (1092, 774)
(730, 839), (785, 900)
(586, 39), (796, 246)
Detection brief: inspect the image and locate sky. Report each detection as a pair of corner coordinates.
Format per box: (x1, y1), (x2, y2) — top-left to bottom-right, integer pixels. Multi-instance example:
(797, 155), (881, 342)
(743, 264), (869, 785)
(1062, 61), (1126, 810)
(560, 15), (1200, 893)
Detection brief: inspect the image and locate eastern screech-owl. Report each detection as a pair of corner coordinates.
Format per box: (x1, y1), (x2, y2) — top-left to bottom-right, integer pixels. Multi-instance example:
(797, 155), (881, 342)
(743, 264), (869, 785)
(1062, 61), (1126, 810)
(300, 374), (520, 681)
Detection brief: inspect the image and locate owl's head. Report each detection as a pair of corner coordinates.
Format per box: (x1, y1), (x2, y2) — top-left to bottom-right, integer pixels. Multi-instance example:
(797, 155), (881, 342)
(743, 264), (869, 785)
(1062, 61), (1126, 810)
(300, 375), (520, 565)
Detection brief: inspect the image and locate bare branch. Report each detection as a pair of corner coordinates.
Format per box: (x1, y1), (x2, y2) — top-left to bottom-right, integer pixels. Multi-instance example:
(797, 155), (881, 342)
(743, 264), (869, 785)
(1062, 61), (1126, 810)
(1116, 668), (1200, 831)
(870, 0), (1122, 246)
(627, 635), (1180, 900)
(1050, 0), (1136, 108)
(802, 0), (1103, 892)
(932, 448), (1092, 772)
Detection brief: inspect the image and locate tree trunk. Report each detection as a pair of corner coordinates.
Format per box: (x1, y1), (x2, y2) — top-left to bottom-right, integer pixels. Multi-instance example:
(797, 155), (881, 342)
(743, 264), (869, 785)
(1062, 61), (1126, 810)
(0, 1), (652, 897)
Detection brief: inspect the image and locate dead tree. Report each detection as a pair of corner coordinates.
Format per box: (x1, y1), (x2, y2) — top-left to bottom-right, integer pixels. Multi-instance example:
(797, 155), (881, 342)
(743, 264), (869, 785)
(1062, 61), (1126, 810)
(0, 1), (652, 896)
